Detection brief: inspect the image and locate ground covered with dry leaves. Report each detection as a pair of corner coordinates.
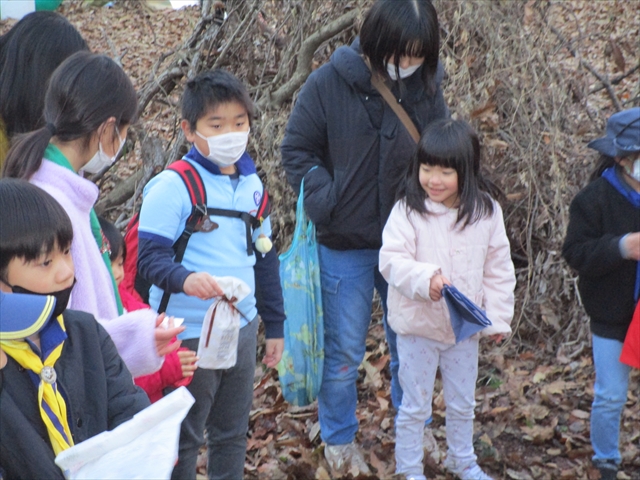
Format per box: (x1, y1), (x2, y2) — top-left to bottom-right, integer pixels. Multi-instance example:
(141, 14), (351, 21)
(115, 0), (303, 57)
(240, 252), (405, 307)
(2, 1), (639, 478)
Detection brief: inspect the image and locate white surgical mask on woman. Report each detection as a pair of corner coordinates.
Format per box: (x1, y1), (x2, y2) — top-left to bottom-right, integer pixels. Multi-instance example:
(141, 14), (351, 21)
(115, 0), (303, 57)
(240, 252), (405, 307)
(81, 128), (125, 174)
(195, 129), (250, 167)
(629, 158), (640, 182)
(386, 62), (421, 81)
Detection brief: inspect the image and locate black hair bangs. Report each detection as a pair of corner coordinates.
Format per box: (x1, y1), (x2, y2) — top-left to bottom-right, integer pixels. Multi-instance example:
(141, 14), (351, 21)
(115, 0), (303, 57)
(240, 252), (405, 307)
(182, 69), (254, 132)
(360, 0), (440, 89)
(417, 149), (462, 171)
(388, 16), (435, 66)
(0, 179), (73, 278)
(417, 119), (478, 176)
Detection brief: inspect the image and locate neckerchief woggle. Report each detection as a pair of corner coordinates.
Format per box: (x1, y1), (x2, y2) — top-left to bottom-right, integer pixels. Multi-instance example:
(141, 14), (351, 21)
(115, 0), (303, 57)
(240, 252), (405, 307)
(0, 315), (74, 454)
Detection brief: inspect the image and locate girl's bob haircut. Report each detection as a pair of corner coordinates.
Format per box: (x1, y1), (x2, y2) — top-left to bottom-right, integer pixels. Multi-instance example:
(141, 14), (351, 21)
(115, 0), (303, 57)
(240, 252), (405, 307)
(3, 51), (137, 180)
(360, 0), (440, 94)
(0, 178), (73, 281)
(400, 118), (498, 226)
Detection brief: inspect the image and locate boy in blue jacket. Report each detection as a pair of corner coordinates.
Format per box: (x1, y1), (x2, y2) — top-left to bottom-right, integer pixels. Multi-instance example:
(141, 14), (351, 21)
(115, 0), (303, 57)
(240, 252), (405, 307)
(137, 69), (285, 480)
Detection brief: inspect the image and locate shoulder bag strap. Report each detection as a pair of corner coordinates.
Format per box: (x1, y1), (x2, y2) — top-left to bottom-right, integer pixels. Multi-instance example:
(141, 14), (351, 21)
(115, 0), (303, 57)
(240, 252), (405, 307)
(365, 58), (420, 144)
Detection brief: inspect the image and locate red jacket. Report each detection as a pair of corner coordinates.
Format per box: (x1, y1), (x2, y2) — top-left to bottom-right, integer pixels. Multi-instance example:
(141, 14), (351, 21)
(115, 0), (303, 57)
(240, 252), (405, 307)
(620, 302), (640, 369)
(134, 340), (192, 402)
(119, 283), (193, 402)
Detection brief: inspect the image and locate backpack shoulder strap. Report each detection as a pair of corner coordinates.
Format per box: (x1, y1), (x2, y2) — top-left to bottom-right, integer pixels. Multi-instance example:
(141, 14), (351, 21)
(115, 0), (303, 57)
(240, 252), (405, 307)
(166, 159), (207, 207)
(158, 159), (207, 313)
(256, 188), (270, 221)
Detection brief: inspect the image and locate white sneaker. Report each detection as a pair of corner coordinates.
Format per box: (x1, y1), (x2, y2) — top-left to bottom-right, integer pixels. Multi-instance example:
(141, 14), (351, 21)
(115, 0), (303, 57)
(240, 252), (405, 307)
(406, 475), (427, 480)
(444, 457), (494, 480)
(324, 442), (371, 476)
(423, 427), (441, 463)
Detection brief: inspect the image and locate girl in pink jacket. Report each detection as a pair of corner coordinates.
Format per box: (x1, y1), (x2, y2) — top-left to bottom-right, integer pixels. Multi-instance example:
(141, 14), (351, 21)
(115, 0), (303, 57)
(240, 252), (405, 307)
(380, 119), (516, 480)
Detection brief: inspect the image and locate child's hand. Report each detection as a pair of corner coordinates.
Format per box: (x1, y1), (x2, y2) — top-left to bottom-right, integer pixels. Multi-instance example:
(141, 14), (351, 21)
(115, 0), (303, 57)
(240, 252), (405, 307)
(0, 347), (6, 369)
(183, 272), (224, 300)
(623, 232), (640, 261)
(154, 314), (185, 357)
(429, 274), (451, 301)
(177, 349), (198, 377)
(262, 338), (284, 368)
(488, 334), (505, 344)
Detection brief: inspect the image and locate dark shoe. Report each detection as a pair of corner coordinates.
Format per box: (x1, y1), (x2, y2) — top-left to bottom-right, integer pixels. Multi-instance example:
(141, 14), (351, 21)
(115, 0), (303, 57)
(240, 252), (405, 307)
(594, 460), (618, 480)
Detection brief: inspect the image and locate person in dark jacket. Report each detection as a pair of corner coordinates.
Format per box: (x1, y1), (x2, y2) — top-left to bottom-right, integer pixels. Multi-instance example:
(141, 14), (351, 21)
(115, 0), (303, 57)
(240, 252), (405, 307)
(562, 107), (640, 480)
(280, 0), (448, 473)
(0, 178), (150, 479)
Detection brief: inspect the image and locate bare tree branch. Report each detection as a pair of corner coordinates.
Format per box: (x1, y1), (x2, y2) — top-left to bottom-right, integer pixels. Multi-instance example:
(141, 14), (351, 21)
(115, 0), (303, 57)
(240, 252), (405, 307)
(257, 8), (359, 110)
(544, 20), (623, 111)
(589, 62), (640, 95)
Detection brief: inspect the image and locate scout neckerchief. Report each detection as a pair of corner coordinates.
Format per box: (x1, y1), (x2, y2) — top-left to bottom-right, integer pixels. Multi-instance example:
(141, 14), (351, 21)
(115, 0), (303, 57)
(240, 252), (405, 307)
(602, 166), (640, 300)
(0, 315), (74, 455)
(44, 144), (124, 314)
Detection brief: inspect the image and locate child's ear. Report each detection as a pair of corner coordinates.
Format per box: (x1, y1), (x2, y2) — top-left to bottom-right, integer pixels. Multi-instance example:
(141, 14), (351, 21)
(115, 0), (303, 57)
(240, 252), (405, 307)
(181, 119), (197, 143)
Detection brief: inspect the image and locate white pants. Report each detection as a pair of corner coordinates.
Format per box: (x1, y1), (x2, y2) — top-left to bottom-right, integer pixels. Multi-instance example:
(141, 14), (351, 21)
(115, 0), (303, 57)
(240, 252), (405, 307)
(395, 334), (479, 476)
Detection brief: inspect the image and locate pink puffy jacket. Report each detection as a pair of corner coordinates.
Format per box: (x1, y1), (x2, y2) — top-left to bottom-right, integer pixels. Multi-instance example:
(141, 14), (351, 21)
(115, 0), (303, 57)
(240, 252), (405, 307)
(380, 198), (516, 344)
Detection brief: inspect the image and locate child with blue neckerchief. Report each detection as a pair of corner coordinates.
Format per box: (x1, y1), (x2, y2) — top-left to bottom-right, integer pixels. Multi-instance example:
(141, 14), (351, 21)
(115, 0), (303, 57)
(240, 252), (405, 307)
(0, 179), (149, 479)
(562, 107), (640, 480)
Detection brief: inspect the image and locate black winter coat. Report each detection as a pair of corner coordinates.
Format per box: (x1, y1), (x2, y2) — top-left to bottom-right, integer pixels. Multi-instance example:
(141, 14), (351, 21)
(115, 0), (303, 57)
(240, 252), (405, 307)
(281, 39), (448, 250)
(562, 173), (640, 342)
(0, 309), (150, 479)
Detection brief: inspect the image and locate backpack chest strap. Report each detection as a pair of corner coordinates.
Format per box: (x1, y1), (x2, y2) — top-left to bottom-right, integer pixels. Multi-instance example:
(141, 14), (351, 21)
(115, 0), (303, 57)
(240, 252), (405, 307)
(201, 207), (260, 256)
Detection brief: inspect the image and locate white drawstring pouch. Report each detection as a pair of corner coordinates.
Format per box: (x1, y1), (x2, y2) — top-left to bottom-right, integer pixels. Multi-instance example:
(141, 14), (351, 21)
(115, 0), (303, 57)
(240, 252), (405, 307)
(197, 276), (251, 370)
(55, 387), (194, 479)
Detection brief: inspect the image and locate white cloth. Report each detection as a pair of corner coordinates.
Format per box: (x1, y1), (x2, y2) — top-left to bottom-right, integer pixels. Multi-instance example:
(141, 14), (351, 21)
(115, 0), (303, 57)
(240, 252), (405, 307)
(197, 276), (251, 369)
(395, 334), (479, 476)
(55, 387), (195, 479)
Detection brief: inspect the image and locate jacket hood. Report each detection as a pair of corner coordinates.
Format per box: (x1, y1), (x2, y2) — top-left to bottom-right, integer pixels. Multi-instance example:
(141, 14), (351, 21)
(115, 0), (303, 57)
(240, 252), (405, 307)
(330, 38), (375, 94)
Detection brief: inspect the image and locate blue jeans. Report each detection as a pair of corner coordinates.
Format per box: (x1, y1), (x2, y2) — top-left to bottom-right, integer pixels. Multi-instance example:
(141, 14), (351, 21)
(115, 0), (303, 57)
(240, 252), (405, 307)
(317, 245), (402, 445)
(591, 334), (631, 464)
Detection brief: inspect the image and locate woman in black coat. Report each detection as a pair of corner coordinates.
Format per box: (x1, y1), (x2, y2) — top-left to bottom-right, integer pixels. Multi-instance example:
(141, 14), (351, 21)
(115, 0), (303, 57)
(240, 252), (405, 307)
(280, 0), (448, 474)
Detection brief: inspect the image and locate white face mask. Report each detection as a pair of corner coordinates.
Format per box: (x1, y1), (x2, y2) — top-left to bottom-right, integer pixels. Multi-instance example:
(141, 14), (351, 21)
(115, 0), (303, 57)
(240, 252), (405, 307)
(81, 128), (125, 174)
(386, 62), (422, 81)
(195, 129), (249, 167)
(629, 158), (640, 182)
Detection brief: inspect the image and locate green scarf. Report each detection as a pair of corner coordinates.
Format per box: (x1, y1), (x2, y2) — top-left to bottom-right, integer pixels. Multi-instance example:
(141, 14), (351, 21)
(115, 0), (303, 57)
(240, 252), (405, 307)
(44, 144), (124, 315)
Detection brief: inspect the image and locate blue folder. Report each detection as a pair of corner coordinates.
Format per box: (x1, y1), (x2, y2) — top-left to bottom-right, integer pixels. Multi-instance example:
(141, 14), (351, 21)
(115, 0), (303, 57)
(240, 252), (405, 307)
(442, 285), (492, 343)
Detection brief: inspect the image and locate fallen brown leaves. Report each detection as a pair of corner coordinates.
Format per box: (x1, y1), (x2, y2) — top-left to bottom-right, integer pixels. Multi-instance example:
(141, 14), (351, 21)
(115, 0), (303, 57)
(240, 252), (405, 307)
(244, 320), (640, 479)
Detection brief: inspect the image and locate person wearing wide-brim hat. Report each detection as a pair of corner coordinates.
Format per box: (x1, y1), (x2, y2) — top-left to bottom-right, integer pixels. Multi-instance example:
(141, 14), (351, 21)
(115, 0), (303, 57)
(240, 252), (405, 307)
(562, 106), (640, 480)
(0, 291), (57, 369)
(0, 291), (56, 341)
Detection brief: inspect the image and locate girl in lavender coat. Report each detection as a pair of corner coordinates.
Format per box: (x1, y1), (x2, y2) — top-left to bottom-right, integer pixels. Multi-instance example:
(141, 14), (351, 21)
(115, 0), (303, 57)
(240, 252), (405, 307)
(380, 119), (516, 480)
(2, 52), (182, 377)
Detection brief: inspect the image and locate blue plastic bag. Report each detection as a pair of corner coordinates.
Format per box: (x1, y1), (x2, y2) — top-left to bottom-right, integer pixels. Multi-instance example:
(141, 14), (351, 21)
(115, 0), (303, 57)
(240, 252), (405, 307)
(277, 180), (324, 406)
(442, 285), (492, 343)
